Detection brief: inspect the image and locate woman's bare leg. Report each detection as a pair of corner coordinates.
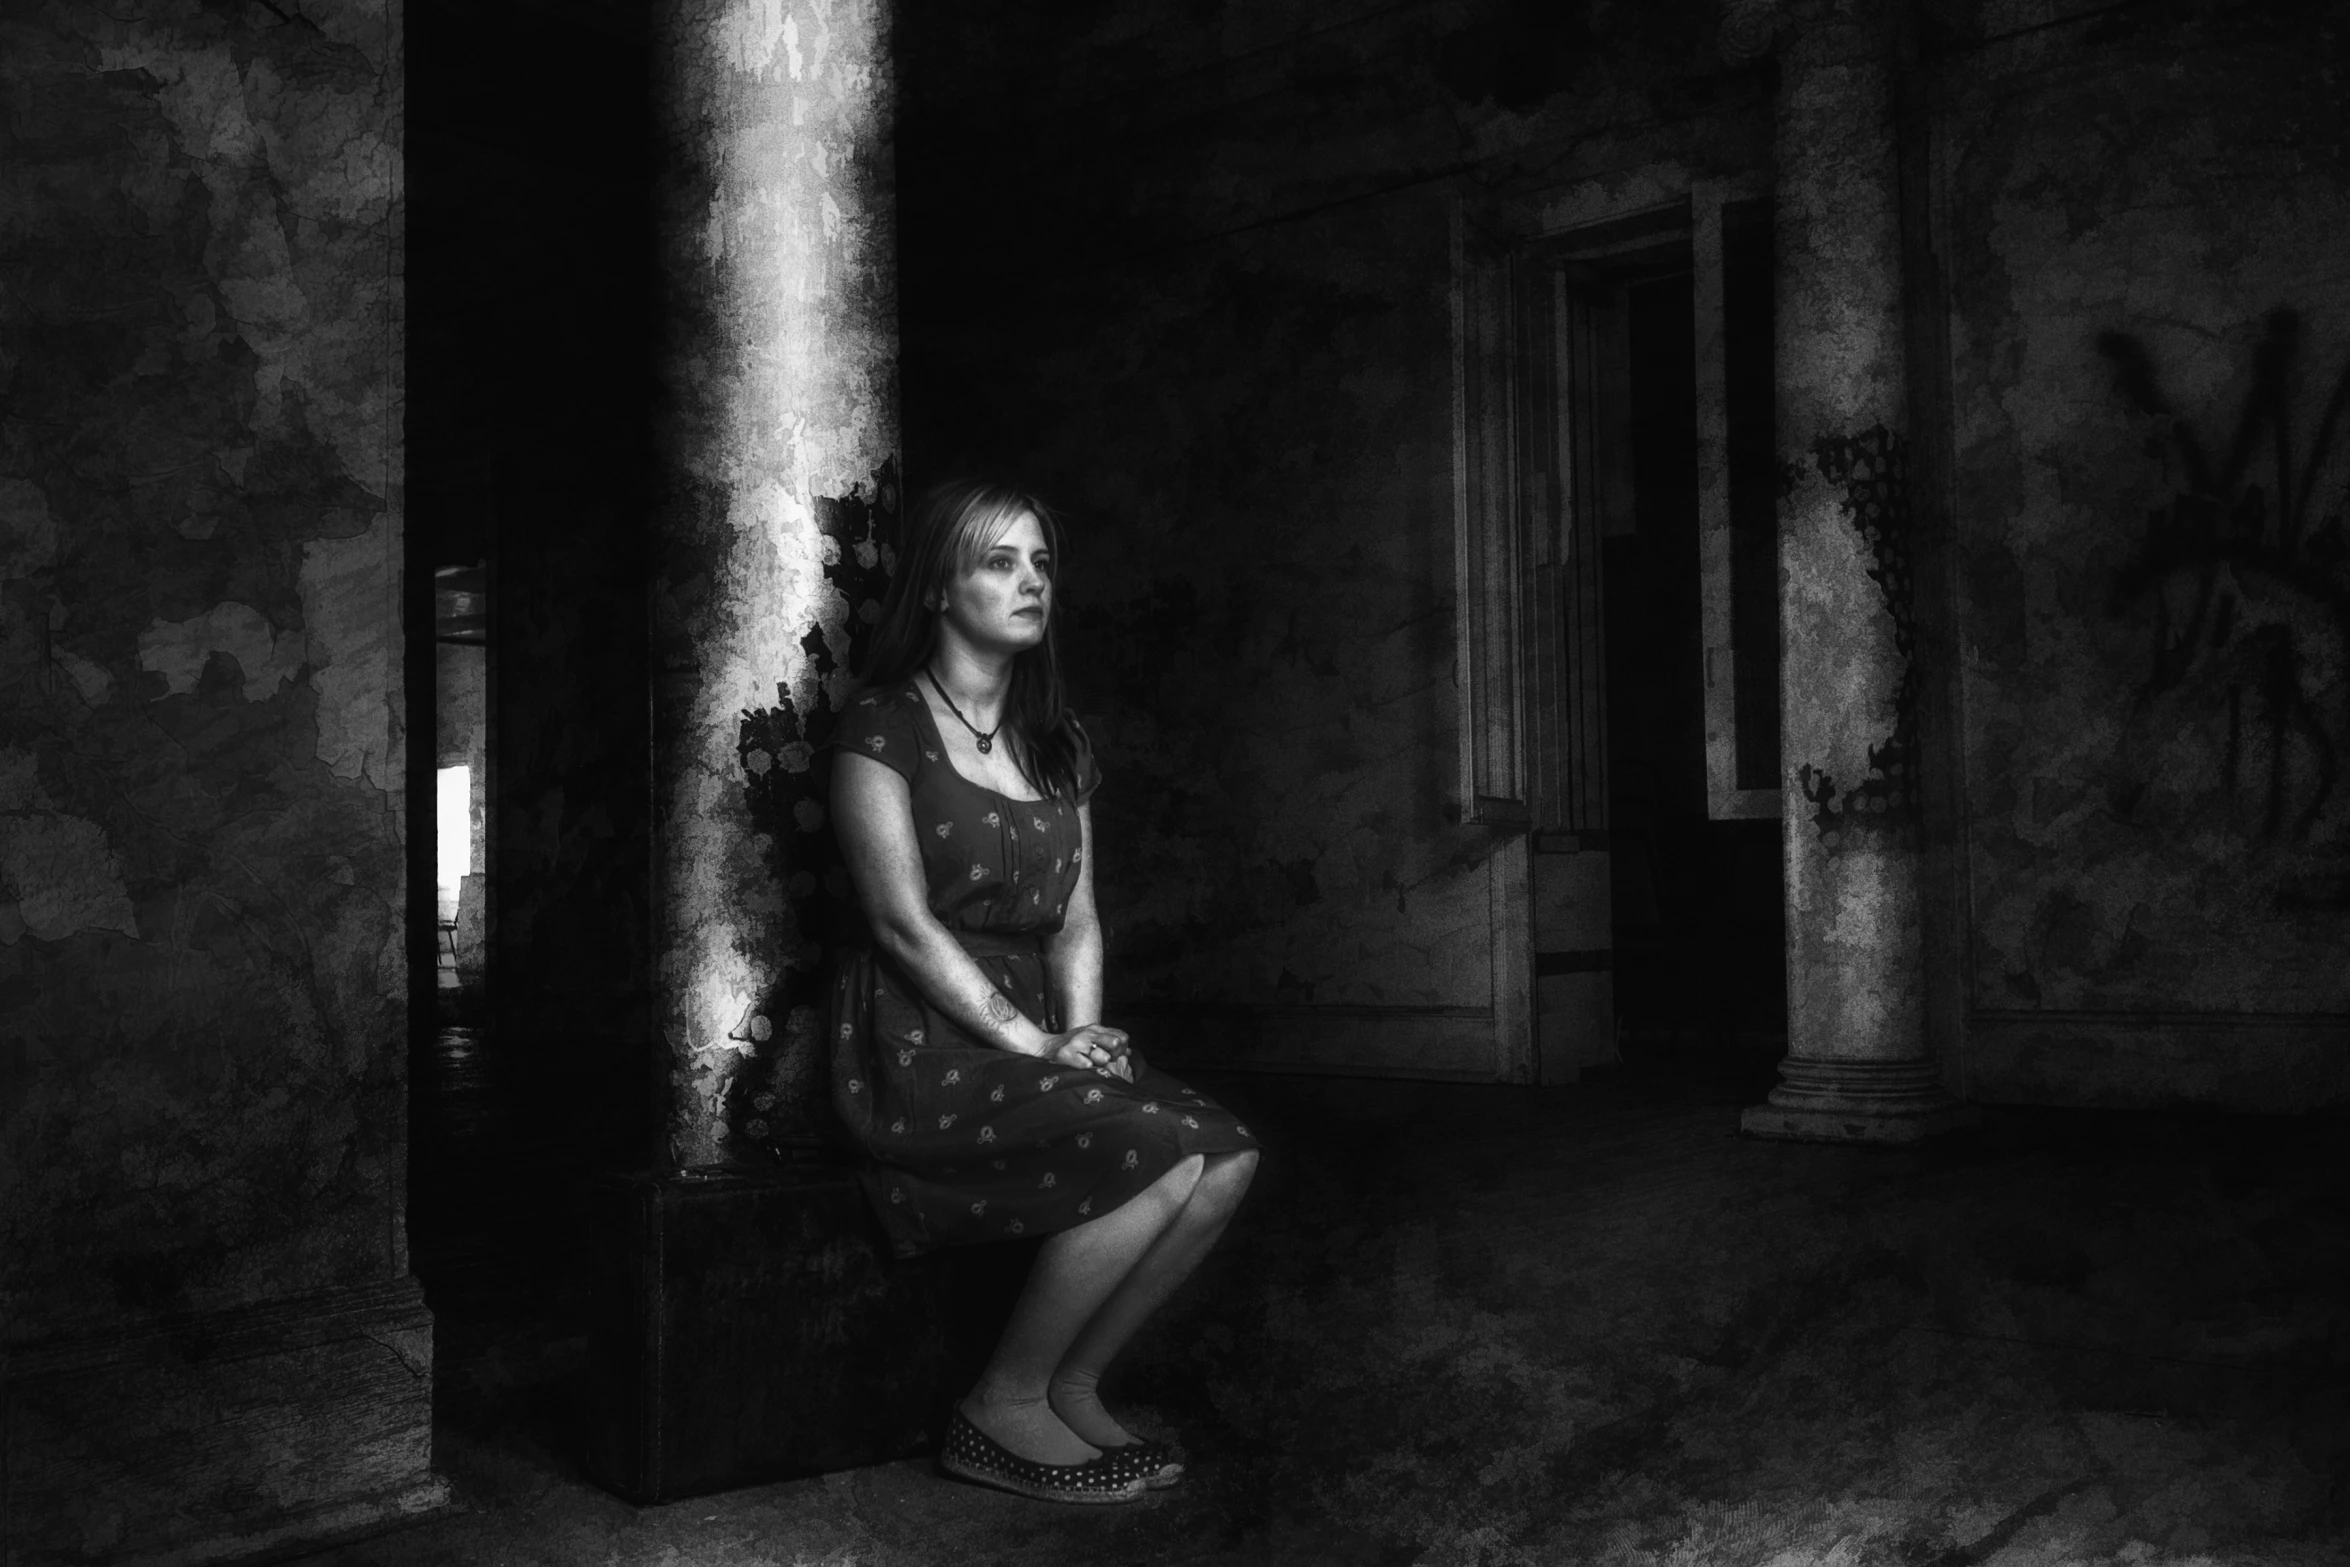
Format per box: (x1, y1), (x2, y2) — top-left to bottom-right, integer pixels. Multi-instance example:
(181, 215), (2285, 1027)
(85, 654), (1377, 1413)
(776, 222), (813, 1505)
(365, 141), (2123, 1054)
(1048, 1148), (1259, 1448)
(961, 1153), (1205, 1464)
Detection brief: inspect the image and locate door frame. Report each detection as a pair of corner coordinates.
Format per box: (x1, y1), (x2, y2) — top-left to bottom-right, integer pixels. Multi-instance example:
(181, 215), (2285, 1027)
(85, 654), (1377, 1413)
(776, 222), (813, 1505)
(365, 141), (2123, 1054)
(1451, 167), (1776, 1084)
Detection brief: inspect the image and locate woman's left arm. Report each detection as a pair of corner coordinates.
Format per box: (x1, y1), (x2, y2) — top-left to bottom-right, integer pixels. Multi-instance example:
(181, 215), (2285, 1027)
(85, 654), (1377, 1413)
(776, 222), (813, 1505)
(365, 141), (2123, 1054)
(1044, 804), (1123, 1071)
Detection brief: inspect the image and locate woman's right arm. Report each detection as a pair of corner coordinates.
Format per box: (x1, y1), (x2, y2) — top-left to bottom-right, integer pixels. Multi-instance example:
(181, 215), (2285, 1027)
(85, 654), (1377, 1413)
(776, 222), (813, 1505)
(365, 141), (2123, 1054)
(833, 750), (1125, 1069)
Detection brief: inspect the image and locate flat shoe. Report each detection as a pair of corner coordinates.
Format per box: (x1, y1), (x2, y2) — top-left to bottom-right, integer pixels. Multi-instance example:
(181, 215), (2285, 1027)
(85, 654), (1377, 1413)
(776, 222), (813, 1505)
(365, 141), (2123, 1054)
(1110, 1435), (1184, 1489)
(937, 1408), (1147, 1505)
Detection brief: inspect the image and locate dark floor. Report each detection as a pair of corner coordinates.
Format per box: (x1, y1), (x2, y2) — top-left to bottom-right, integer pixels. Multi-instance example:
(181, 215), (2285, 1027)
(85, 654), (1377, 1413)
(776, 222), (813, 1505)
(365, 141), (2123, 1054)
(315, 1038), (2350, 1567)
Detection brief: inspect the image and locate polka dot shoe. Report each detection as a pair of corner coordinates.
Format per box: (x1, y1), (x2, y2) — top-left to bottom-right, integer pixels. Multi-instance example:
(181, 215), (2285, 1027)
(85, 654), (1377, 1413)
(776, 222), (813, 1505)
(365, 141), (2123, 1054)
(937, 1408), (1148, 1505)
(1099, 1435), (1184, 1489)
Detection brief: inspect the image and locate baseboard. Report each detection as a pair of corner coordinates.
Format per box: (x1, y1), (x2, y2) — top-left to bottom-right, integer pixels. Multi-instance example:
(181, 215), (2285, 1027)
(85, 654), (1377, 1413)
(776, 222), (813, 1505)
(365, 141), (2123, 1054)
(1965, 1010), (2350, 1112)
(2, 1276), (445, 1567)
(1118, 1003), (1503, 1081)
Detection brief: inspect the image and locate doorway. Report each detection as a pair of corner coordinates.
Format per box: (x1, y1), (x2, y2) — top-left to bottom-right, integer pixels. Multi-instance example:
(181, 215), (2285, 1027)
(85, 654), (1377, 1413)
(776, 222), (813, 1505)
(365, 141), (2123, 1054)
(405, 0), (662, 1417)
(1456, 188), (1787, 1092)
(1596, 251), (1786, 1099)
(433, 564), (488, 1023)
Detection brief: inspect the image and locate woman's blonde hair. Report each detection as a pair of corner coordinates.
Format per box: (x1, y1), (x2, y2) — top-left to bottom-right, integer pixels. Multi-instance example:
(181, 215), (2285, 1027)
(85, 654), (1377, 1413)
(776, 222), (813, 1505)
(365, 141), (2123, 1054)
(860, 479), (1083, 801)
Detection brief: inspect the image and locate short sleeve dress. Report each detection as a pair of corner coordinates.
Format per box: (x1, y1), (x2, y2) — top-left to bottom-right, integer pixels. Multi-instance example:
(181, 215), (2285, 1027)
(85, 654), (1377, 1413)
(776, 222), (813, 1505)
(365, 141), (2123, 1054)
(827, 679), (1259, 1256)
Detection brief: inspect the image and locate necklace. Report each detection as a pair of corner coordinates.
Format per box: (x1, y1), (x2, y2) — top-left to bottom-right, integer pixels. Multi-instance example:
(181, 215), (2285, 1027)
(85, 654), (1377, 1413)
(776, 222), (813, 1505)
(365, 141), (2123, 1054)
(924, 667), (1001, 754)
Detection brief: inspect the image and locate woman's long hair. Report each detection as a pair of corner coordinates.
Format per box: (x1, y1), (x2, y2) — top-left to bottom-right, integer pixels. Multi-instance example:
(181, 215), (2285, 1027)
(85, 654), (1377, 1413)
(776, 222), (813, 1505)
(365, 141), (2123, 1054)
(859, 479), (1084, 802)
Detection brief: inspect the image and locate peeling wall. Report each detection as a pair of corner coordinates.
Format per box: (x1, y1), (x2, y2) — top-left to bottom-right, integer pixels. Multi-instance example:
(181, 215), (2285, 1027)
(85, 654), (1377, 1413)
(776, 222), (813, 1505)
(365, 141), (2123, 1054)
(0, 2), (406, 1335)
(1943, 5), (2350, 1030)
(652, 0), (900, 1165)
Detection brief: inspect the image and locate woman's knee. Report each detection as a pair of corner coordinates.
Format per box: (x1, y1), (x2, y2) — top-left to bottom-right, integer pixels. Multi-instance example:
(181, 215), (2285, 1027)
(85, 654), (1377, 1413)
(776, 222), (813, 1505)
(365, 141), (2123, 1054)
(1150, 1152), (1206, 1209)
(1186, 1148), (1258, 1217)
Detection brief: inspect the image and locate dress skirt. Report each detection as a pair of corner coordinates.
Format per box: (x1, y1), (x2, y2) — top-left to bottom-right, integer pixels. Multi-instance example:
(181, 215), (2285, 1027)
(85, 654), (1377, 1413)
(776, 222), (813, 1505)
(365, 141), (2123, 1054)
(829, 929), (1258, 1257)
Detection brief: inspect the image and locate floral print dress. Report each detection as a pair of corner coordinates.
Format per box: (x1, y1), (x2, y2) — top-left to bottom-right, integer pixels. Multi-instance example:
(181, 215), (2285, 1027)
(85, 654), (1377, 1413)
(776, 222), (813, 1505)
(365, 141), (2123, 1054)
(828, 679), (1258, 1256)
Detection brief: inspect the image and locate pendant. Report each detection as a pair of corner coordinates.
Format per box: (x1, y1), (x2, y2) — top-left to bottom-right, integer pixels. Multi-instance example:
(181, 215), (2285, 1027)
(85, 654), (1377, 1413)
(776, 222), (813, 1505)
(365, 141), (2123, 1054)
(977, 735), (993, 754)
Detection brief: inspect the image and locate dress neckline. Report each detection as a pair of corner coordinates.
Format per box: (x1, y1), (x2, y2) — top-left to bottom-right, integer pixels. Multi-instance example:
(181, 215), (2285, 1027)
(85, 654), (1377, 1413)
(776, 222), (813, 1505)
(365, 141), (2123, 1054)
(902, 680), (1052, 806)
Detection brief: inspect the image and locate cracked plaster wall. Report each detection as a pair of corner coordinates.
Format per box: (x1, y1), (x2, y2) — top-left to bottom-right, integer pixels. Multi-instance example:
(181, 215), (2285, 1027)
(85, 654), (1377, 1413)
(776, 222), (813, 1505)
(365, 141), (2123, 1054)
(1943, 5), (2350, 1029)
(0, 1), (405, 1338)
(652, 0), (898, 1166)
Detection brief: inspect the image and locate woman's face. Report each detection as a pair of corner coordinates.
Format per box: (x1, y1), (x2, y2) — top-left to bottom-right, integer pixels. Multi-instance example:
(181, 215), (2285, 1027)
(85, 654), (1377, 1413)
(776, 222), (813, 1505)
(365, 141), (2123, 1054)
(936, 509), (1051, 655)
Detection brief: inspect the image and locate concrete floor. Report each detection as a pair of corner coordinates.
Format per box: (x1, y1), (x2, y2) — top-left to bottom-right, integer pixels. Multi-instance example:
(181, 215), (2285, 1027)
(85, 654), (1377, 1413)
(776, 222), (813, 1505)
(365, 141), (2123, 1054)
(306, 1055), (2350, 1567)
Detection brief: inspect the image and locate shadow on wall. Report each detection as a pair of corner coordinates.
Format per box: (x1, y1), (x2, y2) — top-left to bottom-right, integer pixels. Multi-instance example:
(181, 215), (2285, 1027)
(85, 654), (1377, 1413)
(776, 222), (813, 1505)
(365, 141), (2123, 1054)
(729, 467), (900, 1158)
(2098, 308), (2349, 908)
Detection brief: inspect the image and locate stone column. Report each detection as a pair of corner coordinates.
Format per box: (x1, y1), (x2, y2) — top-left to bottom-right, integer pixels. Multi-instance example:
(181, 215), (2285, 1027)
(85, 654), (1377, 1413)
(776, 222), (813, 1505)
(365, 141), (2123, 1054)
(1741, 0), (1974, 1142)
(650, 0), (901, 1170)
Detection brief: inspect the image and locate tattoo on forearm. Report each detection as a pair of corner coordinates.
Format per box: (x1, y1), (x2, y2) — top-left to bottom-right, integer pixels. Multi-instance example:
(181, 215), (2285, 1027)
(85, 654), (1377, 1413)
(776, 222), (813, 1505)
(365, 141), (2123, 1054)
(986, 993), (1017, 1027)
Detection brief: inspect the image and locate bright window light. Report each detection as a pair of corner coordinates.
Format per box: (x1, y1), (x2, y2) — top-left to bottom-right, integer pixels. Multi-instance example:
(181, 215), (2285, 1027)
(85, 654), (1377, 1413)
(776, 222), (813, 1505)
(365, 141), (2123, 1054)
(435, 765), (471, 903)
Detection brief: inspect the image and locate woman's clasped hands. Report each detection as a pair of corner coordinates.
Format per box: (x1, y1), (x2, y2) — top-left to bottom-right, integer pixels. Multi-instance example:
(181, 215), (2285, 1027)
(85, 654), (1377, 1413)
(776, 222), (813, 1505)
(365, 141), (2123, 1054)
(1045, 1023), (1132, 1081)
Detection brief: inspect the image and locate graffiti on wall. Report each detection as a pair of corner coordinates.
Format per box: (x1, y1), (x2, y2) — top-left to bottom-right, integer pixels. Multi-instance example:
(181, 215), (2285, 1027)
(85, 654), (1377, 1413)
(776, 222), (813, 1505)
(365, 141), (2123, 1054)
(729, 462), (899, 1155)
(1796, 424), (1922, 846)
(2098, 311), (2348, 879)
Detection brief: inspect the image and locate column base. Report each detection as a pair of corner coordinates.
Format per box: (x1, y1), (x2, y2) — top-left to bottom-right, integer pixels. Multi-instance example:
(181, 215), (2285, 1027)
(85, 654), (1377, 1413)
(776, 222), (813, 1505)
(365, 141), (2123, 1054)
(1740, 1057), (1980, 1144)
(581, 1164), (1028, 1504)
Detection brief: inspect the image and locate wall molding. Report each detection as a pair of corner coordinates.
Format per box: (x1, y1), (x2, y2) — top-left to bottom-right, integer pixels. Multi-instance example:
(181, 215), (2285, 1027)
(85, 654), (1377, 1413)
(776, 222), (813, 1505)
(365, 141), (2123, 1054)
(1123, 1001), (1503, 1081)
(1970, 1009), (2350, 1027)
(1965, 1010), (2350, 1112)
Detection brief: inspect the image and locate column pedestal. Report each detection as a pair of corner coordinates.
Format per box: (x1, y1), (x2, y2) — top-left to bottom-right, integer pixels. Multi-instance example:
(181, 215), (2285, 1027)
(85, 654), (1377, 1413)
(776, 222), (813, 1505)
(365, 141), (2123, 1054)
(1742, 1059), (1977, 1143)
(579, 1167), (1024, 1502)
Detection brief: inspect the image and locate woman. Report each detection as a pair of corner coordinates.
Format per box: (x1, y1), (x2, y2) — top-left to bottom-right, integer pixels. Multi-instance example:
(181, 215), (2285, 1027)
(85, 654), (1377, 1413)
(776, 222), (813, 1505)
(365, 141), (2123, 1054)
(827, 479), (1260, 1505)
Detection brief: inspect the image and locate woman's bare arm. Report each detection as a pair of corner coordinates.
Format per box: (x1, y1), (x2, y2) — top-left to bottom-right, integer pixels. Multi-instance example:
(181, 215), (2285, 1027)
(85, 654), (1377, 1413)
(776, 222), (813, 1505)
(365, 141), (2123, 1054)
(1043, 803), (1106, 1030)
(834, 750), (1123, 1069)
(1043, 802), (1132, 1079)
(834, 750), (1056, 1054)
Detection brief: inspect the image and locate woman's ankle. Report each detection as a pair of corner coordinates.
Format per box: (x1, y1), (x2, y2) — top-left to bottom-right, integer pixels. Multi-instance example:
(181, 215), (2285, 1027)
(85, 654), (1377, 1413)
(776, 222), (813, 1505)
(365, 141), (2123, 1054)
(1046, 1367), (1102, 1404)
(964, 1380), (1049, 1414)
(958, 1385), (1101, 1464)
(1045, 1370), (1130, 1445)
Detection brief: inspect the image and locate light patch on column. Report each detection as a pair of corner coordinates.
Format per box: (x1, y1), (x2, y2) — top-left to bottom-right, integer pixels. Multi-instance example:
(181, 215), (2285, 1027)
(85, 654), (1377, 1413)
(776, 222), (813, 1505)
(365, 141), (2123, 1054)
(656, 0), (898, 1166)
